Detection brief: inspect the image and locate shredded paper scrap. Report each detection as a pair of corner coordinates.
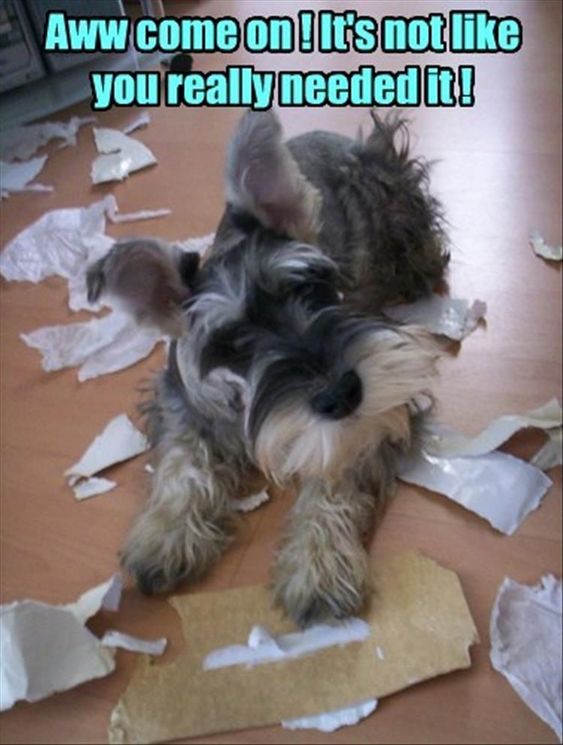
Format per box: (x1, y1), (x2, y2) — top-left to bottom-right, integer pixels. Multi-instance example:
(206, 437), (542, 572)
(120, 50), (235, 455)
(490, 575), (562, 741)
(0, 574), (166, 712)
(400, 400), (561, 534)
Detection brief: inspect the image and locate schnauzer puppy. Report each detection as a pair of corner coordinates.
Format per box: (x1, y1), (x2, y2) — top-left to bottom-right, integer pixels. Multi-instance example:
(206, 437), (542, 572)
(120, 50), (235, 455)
(87, 110), (448, 625)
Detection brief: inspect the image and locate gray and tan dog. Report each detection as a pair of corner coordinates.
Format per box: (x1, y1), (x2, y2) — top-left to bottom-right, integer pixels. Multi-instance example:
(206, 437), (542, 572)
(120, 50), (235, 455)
(87, 110), (448, 625)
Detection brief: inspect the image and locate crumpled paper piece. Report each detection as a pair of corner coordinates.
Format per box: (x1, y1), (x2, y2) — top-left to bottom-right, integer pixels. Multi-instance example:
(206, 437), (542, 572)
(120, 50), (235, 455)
(427, 398), (562, 464)
(400, 450), (552, 535)
(91, 128), (156, 184)
(0, 198), (214, 381)
(0, 115), (95, 161)
(0, 155), (52, 199)
(281, 699), (378, 732)
(65, 414), (149, 488)
(0, 574), (166, 712)
(203, 619), (371, 670)
(530, 231), (563, 262)
(121, 112), (151, 136)
(22, 310), (165, 382)
(108, 552), (478, 743)
(73, 476), (117, 501)
(400, 400), (559, 534)
(384, 295), (487, 341)
(490, 575), (562, 741)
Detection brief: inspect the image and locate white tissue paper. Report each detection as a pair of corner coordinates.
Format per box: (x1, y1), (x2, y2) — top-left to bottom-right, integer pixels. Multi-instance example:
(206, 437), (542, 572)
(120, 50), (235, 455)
(0, 196), (182, 379)
(22, 311), (165, 381)
(530, 231), (563, 262)
(400, 450), (552, 535)
(384, 295), (487, 341)
(100, 631), (167, 656)
(0, 155), (52, 199)
(490, 575), (562, 741)
(0, 115), (95, 161)
(0, 574), (167, 712)
(282, 699), (378, 733)
(65, 414), (149, 488)
(91, 127), (157, 184)
(72, 477), (117, 501)
(400, 400), (560, 534)
(228, 489), (270, 513)
(203, 619), (371, 670)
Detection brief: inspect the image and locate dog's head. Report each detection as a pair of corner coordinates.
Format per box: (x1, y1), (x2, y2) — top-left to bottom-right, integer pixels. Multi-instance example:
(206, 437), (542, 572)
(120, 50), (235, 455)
(177, 111), (438, 483)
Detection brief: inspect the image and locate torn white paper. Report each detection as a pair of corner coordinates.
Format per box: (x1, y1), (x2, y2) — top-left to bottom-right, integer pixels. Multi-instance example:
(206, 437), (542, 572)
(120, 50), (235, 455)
(0, 155), (52, 198)
(91, 128), (157, 184)
(22, 311), (165, 381)
(384, 295), (487, 341)
(0, 575), (119, 711)
(228, 489), (270, 513)
(282, 699), (378, 733)
(0, 195), (168, 288)
(426, 399), (562, 460)
(0, 574), (168, 712)
(530, 231), (563, 262)
(203, 619), (371, 671)
(531, 427), (563, 471)
(100, 631), (167, 656)
(490, 575), (562, 741)
(121, 111), (151, 136)
(72, 476), (117, 501)
(65, 414), (148, 486)
(400, 450), (552, 535)
(0, 115), (95, 161)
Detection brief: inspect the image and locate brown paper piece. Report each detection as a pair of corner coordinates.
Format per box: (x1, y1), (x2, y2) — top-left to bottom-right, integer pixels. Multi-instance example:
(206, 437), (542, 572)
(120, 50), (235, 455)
(109, 552), (478, 743)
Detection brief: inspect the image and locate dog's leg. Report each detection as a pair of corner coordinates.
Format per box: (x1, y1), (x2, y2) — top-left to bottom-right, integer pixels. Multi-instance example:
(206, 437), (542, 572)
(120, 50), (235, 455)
(272, 476), (379, 626)
(121, 432), (241, 594)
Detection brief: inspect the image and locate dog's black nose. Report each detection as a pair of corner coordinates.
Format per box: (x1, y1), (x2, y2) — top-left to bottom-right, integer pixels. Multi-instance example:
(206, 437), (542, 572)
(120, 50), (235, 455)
(311, 370), (363, 420)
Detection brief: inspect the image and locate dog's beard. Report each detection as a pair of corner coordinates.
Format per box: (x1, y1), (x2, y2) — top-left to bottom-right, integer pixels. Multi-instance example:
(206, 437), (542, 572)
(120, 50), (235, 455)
(250, 327), (438, 483)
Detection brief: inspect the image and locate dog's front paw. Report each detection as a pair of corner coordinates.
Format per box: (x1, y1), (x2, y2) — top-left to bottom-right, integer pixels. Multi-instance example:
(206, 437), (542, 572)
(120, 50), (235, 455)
(120, 504), (231, 595)
(272, 548), (369, 627)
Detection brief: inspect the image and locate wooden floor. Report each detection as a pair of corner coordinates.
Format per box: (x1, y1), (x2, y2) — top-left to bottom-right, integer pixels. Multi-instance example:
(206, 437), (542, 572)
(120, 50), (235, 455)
(1, 1), (561, 743)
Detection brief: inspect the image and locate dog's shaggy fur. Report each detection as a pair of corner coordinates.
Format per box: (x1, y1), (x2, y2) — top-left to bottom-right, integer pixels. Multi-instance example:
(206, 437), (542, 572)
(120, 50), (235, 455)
(88, 110), (448, 626)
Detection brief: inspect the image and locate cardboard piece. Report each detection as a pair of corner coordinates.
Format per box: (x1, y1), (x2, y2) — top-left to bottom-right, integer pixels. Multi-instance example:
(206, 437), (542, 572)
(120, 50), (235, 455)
(109, 552), (478, 743)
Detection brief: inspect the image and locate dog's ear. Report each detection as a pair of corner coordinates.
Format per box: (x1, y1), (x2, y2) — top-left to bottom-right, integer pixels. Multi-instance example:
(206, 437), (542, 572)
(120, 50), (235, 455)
(86, 239), (200, 337)
(225, 110), (321, 242)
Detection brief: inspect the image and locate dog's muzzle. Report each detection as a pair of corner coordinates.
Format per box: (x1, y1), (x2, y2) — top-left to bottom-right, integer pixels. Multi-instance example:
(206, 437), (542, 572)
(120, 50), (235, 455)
(310, 369), (363, 420)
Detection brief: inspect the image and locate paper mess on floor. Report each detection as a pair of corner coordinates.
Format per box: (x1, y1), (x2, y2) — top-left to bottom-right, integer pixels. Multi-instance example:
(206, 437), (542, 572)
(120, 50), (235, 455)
(0, 115), (95, 161)
(65, 414), (149, 488)
(108, 552), (478, 743)
(530, 231), (563, 262)
(383, 295), (487, 341)
(22, 310), (165, 381)
(0, 198), (215, 380)
(281, 699), (378, 733)
(490, 575), (562, 741)
(400, 400), (559, 534)
(0, 574), (167, 712)
(91, 128), (157, 184)
(0, 155), (52, 199)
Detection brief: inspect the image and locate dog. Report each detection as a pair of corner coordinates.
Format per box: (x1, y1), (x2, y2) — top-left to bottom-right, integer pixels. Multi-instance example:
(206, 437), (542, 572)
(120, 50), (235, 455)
(87, 110), (448, 626)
